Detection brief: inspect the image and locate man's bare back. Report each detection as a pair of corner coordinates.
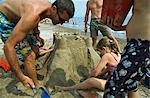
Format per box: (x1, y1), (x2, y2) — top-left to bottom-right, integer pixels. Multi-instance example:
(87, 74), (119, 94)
(0, 0), (50, 24)
(126, 0), (150, 40)
(87, 0), (103, 18)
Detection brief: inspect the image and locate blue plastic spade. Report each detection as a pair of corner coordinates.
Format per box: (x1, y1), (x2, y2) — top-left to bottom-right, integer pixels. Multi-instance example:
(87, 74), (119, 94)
(41, 86), (50, 98)
(33, 86), (50, 98)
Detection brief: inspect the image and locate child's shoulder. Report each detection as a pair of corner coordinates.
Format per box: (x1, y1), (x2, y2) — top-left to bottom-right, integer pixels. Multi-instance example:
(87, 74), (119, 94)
(102, 53), (112, 60)
(103, 52), (118, 59)
(103, 53), (112, 57)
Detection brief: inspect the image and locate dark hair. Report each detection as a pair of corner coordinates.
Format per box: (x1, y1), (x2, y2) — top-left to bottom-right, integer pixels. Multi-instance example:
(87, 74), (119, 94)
(97, 37), (119, 55)
(52, 0), (75, 18)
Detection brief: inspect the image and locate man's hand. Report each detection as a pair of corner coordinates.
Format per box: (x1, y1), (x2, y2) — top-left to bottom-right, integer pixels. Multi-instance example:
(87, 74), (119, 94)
(20, 75), (35, 88)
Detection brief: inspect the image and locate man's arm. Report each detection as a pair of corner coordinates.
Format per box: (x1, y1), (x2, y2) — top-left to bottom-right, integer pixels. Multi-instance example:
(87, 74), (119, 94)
(3, 13), (40, 88)
(33, 25), (44, 47)
(84, 1), (90, 32)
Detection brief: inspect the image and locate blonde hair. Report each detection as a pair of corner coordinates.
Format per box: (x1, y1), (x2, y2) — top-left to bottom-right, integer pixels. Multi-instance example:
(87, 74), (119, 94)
(97, 37), (119, 55)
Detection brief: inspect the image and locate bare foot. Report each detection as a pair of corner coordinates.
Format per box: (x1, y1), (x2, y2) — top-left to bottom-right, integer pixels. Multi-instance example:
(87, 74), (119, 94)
(78, 90), (97, 98)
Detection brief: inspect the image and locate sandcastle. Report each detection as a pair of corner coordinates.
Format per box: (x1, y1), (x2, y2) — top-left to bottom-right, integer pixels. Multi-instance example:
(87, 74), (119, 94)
(0, 31), (149, 98)
(36, 32), (100, 98)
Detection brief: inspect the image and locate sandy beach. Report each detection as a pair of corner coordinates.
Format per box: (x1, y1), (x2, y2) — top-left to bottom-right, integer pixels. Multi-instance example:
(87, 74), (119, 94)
(0, 23), (149, 98)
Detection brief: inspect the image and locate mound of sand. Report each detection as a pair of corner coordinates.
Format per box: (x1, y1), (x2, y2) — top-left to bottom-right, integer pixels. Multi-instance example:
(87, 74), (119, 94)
(0, 24), (149, 98)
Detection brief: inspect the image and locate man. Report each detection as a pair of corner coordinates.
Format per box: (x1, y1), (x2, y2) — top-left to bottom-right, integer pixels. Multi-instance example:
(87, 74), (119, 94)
(84, 0), (121, 53)
(103, 0), (150, 98)
(0, 0), (75, 88)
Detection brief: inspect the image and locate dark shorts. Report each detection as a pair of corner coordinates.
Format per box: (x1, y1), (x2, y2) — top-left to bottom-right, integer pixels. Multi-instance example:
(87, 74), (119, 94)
(90, 18), (112, 38)
(0, 12), (38, 64)
(103, 39), (150, 98)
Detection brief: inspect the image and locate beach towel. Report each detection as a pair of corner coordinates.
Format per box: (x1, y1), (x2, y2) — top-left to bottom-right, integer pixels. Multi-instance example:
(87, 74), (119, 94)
(101, 0), (133, 29)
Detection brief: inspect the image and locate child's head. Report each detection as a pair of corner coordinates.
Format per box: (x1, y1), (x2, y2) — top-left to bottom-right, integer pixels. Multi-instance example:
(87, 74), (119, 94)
(97, 37), (119, 56)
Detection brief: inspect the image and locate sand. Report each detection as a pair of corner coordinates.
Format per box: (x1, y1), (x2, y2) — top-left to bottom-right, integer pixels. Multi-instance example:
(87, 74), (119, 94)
(0, 23), (149, 98)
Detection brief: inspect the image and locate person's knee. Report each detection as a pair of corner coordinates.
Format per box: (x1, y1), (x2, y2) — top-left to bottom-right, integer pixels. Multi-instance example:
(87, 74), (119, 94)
(86, 78), (95, 85)
(26, 51), (36, 61)
(31, 45), (40, 58)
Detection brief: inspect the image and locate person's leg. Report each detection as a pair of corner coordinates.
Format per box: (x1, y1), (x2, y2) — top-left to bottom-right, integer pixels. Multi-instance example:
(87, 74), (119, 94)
(17, 35), (42, 87)
(92, 36), (97, 47)
(128, 90), (140, 98)
(78, 90), (97, 98)
(103, 39), (150, 98)
(0, 12), (41, 87)
(56, 77), (106, 91)
(90, 18), (98, 47)
(0, 12), (16, 43)
(24, 51), (42, 87)
(27, 33), (40, 58)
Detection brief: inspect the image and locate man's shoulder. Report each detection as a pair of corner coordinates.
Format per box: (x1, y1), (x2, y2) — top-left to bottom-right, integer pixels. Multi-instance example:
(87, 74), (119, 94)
(25, 1), (51, 15)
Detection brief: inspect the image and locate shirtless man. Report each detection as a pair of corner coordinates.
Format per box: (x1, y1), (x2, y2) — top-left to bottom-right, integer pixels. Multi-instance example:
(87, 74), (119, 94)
(103, 0), (150, 98)
(84, 0), (121, 53)
(0, 0), (75, 88)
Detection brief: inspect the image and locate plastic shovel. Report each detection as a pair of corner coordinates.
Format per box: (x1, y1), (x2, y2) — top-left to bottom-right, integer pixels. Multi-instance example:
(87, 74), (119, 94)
(32, 86), (50, 98)
(0, 58), (10, 72)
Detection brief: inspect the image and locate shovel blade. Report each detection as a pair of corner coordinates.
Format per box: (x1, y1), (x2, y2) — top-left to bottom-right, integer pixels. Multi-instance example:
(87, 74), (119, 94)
(41, 91), (50, 98)
(41, 86), (50, 98)
(33, 86), (51, 98)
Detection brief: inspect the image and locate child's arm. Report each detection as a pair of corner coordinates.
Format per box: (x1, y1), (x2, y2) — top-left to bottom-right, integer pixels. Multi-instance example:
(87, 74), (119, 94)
(90, 54), (108, 77)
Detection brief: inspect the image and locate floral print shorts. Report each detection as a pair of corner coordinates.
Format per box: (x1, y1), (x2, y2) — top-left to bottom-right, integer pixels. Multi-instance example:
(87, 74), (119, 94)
(0, 12), (37, 64)
(103, 39), (150, 98)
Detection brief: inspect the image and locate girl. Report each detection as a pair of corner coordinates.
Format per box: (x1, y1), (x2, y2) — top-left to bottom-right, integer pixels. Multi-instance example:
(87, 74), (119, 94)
(55, 37), (121, 92)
